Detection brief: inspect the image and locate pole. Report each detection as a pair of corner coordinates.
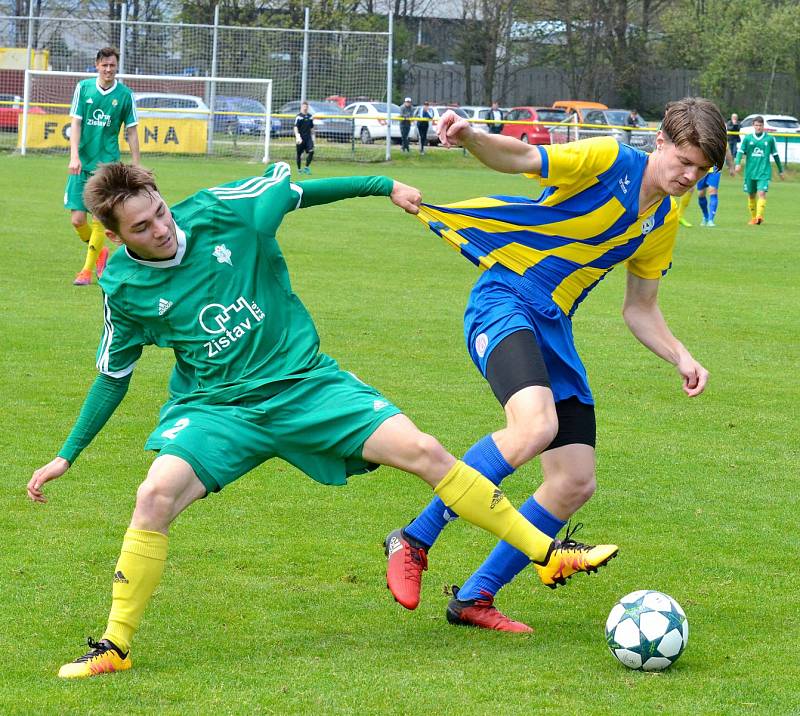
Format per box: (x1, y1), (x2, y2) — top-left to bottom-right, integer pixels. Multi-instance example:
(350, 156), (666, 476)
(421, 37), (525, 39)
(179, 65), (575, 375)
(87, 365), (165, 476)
(119, 3), (127, 74)
(263, 80), (272, 163)
(301, 7), (309, 102)
(207, 4), (219, 156)
(385, 12), (393, 161)
(20, 1), (35, 156)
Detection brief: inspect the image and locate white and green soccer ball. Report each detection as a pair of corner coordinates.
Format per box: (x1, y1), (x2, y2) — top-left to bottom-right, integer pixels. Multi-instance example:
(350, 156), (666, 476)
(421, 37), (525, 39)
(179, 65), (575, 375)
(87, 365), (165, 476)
(605, 590), (688, 671)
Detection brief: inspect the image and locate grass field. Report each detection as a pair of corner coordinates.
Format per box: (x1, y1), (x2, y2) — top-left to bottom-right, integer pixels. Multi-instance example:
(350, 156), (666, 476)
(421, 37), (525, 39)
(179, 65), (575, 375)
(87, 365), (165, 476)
(2, 150), (799, 715)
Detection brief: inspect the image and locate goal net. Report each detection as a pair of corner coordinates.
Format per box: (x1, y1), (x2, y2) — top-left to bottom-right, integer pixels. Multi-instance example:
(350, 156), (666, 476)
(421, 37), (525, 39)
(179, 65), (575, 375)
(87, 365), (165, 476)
(21, 70), (274, 162)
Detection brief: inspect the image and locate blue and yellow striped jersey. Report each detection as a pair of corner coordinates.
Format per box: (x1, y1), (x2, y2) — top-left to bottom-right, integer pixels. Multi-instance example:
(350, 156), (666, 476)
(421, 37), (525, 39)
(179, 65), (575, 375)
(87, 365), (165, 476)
(418, 137), (677, 316)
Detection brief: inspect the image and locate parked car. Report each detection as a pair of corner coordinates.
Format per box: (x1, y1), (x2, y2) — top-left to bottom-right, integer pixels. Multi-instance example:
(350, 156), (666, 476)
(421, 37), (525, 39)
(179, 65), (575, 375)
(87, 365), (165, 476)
(345, 101), (403, 144)
(0, 93), (45, 131)
(500, 106), (568, 144)
(409, 105), (469, 144)
(738, 113), (799, 135)
(558, 108), (655, 151)
(275, 100), (352, 142)
(459, 105), (493, 133)
(134, 92), (210, 120)
(213, 95), (279, 135)
(551, 100), (608, 123)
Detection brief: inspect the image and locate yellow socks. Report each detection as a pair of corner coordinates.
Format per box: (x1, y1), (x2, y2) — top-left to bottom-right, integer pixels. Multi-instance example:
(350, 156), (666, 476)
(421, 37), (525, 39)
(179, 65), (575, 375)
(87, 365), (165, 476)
(73, 222), (91, 243)
(748, 197), (757, 219)
(103, 529), (168, 653)
(434, 461), (553, 564)
(756, 197), (766, 220)
(81, 219), (106, 273)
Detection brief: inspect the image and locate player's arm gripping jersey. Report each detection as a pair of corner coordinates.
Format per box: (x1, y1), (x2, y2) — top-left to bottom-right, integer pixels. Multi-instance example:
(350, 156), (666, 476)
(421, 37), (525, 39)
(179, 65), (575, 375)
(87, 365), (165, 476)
(417, 136), (676, 316)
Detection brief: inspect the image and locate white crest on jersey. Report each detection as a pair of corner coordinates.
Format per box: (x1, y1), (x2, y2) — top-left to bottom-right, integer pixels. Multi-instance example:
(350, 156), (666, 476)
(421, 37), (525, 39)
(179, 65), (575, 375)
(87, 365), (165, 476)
(641, 216), (655, 235)
(213, 244), (232, 265)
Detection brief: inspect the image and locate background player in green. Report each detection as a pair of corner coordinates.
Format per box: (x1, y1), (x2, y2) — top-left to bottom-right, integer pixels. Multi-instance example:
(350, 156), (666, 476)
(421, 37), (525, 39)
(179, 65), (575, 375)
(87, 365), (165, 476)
(734, 115), (785, 225)
(66, 46), (140, 285)
(28, 161), (606, 679)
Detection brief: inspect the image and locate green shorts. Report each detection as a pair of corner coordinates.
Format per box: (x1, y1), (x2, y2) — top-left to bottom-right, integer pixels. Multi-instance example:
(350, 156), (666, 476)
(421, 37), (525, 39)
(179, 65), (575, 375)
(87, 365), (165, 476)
(64, 171), (93, 211)
(743, 177), (770, 194)
(144, 366), (402, 493)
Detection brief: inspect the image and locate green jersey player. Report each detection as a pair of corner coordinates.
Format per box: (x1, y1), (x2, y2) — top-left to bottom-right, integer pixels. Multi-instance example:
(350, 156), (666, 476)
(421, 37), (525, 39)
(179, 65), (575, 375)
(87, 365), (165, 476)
(734, 115), (785, 224)
(67, 47), (140, 285)
(28, 162), (595, 679)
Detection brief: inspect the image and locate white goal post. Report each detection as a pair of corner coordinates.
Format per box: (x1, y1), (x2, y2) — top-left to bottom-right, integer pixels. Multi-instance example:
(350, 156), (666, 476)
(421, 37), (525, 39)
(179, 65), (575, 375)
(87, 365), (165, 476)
(21, 70), (273, 162)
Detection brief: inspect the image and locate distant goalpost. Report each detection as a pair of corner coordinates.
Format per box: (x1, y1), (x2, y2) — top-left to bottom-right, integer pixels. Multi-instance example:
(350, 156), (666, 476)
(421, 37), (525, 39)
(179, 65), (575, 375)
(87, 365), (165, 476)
(21, 70), (274, 162)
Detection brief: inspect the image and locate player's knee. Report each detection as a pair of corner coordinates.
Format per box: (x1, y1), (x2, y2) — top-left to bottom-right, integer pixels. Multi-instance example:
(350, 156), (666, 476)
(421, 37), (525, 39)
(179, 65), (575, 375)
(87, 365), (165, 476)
(134, 476), (178, 526)
(569, 469), (597, 505)
(505, 417), (559, 466)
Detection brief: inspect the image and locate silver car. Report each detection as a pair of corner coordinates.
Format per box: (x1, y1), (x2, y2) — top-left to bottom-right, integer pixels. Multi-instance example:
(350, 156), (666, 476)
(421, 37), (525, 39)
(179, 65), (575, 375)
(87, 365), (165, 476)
(576, 108), (656, 151)
(410, 105), (469, 144)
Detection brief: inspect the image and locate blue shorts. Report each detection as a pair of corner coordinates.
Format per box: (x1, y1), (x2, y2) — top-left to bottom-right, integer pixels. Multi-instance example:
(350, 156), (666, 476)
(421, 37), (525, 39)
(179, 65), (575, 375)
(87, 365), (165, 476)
(464, 265), (593, 405)
(697, 172), (720, 191)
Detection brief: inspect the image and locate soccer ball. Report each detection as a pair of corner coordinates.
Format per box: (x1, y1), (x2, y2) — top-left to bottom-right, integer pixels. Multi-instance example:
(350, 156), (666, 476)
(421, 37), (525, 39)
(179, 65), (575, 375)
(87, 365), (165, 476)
(605, 590), (688, 671)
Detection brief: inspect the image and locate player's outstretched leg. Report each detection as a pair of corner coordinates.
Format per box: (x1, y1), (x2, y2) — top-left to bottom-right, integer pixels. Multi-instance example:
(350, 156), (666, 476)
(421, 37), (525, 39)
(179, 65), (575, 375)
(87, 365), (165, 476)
(445, 585), (532, 633)
(385, 435), (514, 610)
(384, 528), (428, 610)
(58, 637), (131, 679)
(534, 522), (618, 588)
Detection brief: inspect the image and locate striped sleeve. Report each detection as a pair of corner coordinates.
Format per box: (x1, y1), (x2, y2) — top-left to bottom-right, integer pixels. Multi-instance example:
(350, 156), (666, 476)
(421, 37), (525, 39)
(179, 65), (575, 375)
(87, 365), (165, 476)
(95, 291), (145, 378)
(69, 82), (83, 119)
(207, 162), (300, 229)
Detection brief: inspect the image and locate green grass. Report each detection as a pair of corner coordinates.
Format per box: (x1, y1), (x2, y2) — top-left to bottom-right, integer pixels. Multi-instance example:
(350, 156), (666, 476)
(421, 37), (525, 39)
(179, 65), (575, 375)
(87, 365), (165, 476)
(1, 151), (799, 715)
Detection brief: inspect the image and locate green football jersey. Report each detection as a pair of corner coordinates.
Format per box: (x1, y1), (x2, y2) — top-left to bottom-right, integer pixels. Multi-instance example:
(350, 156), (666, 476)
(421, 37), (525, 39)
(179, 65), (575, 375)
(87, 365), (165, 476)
(69, 77), (137, 171)
(737, 132), (779, 181)
(96, 162), (332, 406)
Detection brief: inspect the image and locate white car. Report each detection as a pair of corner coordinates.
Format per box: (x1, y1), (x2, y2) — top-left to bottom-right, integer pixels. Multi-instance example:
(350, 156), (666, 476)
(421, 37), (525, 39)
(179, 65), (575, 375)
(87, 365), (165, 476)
(134, 92), (210, 120)
(738, 113), (799, 135)
(344, 101), (402, 144)
(409, 105), (469, 144)
(738, 113), (800, 163)
(458, 105), (493, 133)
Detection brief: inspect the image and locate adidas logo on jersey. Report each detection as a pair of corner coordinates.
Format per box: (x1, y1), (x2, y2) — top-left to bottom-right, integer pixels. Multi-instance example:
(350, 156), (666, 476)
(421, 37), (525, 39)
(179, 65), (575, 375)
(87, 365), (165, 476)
(158, 298), (173, 316)
(618, 174), (631, 194)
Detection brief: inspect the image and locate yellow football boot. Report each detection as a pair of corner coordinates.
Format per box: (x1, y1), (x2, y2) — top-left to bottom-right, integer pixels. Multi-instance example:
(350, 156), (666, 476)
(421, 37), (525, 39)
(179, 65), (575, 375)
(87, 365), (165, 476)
(535, 523), (618, 589)
(58, 637), (131, 679)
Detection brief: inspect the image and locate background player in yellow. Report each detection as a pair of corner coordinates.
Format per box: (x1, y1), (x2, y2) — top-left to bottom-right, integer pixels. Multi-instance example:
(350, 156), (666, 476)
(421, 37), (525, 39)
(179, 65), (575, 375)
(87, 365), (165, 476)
(734, 115), (785, 225)
(28, 162), (608, 678)
(66, 47), (140, 285)
(385, 98), (726, 631)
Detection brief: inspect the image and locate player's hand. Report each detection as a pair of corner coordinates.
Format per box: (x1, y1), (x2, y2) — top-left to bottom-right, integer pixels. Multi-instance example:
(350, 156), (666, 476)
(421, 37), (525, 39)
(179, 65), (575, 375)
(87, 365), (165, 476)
(27, 457), (70, 503)
(437, 110), (473, 148)
(68, 157), (81, 175)
(390, 181), (422, 215)
(778, 173), (786, 181)
(734, 165), (741, 174)
(295, 136), (302, 145)
(676, 355), (709, 397)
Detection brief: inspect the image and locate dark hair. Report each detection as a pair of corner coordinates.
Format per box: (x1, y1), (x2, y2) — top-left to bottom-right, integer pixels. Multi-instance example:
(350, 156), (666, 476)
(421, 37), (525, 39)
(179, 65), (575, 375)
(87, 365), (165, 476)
(662, 97), (727, 170)
(84, 163), (159, 232)
(753, 115), (764, 124)
(96, 47), (120, 62)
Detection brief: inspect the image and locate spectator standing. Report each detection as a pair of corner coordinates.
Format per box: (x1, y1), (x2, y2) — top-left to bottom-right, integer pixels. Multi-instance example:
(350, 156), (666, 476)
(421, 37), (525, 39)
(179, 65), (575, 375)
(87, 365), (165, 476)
(726, 113), (740, 162)
(400, 97), (413, 153)
(418, 101), (433, 154)
(488, 101), (504, 134)
(625, 109), (640, 145)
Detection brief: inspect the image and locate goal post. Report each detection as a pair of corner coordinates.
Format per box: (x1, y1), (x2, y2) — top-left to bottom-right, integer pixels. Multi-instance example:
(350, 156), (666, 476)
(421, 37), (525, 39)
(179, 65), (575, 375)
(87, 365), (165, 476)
(21, 69), (274, 162)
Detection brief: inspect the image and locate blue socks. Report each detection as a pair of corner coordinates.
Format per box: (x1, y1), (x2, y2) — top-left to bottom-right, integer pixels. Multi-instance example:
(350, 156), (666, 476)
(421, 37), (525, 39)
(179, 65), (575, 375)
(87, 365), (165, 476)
(709, 194), (718, 221)
(457, 496), (566, 601)
(404, 435), (514, 548)
(698, 195), (709, 221)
